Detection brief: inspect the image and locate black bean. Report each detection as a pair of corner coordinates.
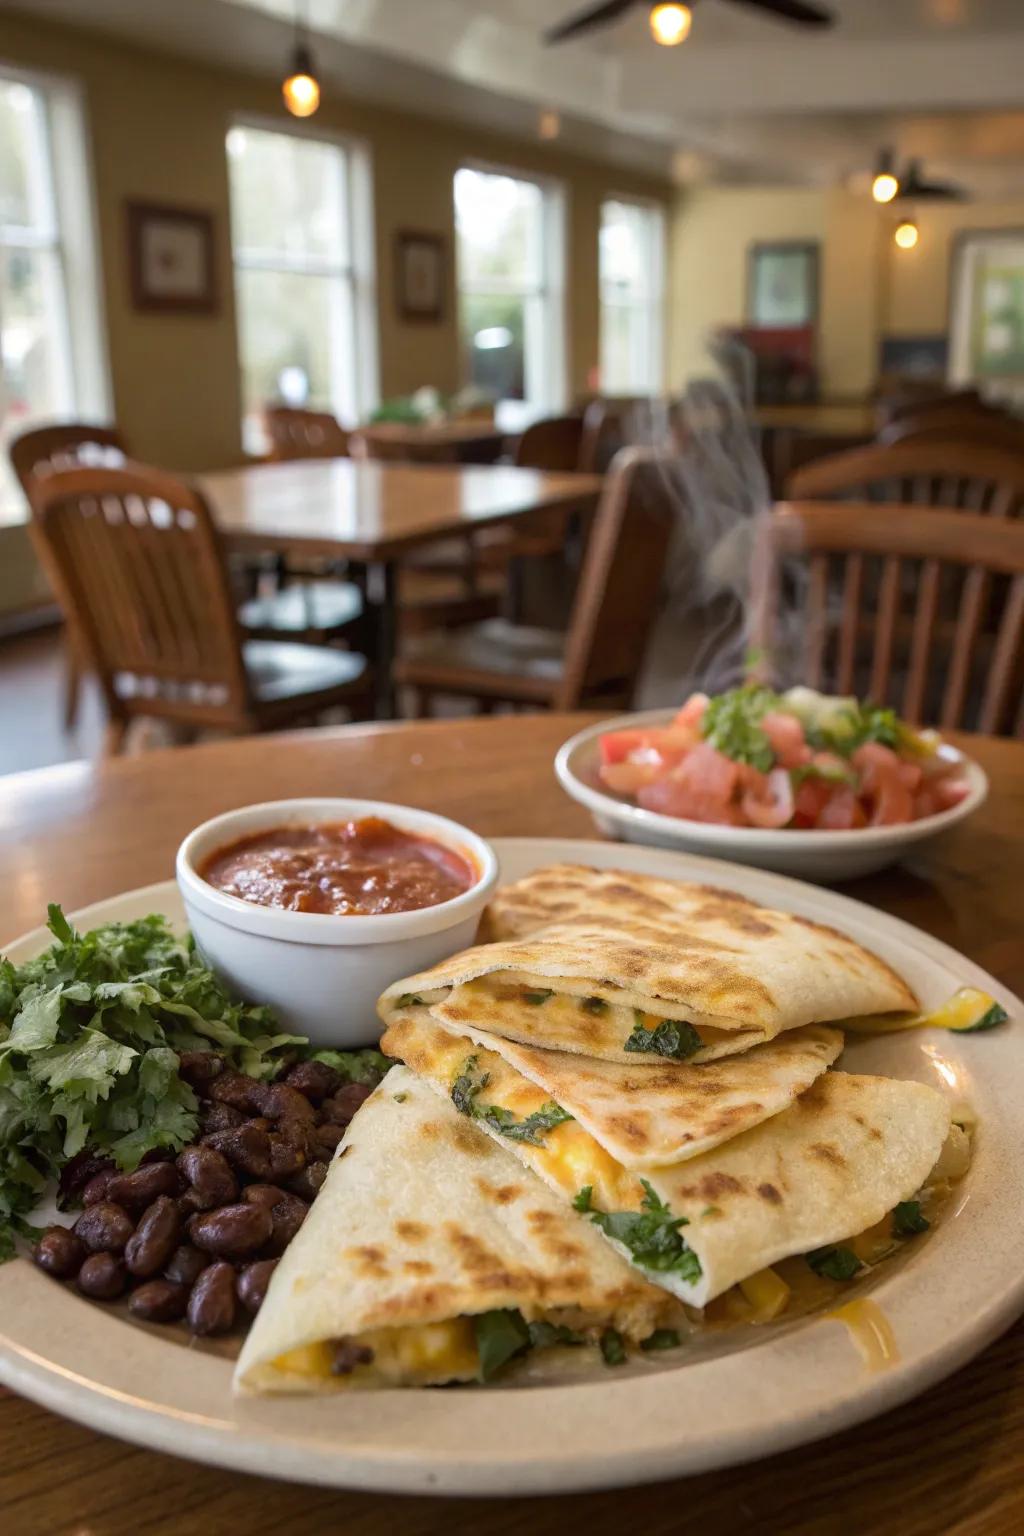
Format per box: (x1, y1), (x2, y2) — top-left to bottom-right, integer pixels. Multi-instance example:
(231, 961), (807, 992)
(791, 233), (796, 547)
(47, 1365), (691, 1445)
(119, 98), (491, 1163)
(200, 1101), (245, 1134)
(129, 1279), (189, 1323)
(286, 1160), (328, 1202)
(284, 1060), (341, 1104)
(176, 1144), (238, 1209)
(188, 1203), (273, 1258)
(73, 1202), (134, 1254)
(77, 1252), (127, 1300)
(314, 1123), (346, 1154)
(261, 1083), (316, 1123)
(276, 1115), (319, 1160)
(236, 1258), (278, 1316)
(265, 1191), (308, 1255)
(268, 1135), (305, 1180)
(58, 1149), (115, 1207)
(188, 1261), (237, 1335)
(330, 1338), (375, 1375)
(105, 1162), (182, 1211)
(208, 1072), (266, 1115)
(33, 1226), (87, 1280)
(176, 1051), (225, 1094)
(320, 1082), (373, 1126)
(82, 1169), (117, 1207)
(242, 1184), (284, 1211)
(124, 1196), (181, 1278)
(202, 1123), (274, 1180)
(164, 1243), (209, 1287)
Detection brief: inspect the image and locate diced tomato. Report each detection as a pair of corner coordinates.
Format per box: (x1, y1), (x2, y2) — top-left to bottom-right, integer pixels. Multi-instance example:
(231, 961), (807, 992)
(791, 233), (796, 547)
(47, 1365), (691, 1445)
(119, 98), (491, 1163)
(853, 742), (913, 825)
(673, 693), (709, 731)
(933, 777), (970, 811)
(599, 760), (663, 795)
(740, 766), (795, 829)
(794, 775), (834, 824)
(599, 727), (695, 769)
(600, 729), (659, 766)
(897, 760), (924, 793)
(636, 742), (741, 824)
(759, 712), (811, 768)
(816, 785), (867, 830)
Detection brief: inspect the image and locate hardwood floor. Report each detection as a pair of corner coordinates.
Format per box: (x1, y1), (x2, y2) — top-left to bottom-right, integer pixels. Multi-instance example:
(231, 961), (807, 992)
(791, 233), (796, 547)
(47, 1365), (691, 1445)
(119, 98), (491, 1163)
(0, 628), (106, 776)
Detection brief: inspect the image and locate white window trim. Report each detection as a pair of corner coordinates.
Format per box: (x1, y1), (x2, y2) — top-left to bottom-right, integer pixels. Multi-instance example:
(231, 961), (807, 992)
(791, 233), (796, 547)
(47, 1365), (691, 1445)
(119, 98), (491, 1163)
(456, 158), (568, 413)
(226, 112), (379, 432)
(599, 192), (667, 395)
(0, 59), (112, 442)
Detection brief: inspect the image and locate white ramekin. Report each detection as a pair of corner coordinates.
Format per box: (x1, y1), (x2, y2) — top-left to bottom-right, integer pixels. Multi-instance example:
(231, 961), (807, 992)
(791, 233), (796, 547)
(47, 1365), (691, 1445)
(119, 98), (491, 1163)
(175, 798), (497, 1047)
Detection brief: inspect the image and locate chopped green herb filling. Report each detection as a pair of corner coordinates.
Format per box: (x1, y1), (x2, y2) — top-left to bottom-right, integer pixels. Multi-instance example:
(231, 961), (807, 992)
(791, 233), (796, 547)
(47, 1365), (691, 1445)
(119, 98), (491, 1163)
(451, 1056), (572, 1145)
(599, 1328), (627, 1366)
(892, 1200), (930, 1237)
(806, 1245), (862, 1281)
(574, 1181), (702, 1283)
(640, 1329), (682, 1351)
(625, 1016), (702, 1061)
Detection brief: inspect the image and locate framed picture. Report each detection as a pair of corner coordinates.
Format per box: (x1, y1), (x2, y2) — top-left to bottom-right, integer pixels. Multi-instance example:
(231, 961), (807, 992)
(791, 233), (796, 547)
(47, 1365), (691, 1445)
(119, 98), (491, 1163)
(126, 201), (217, 314)
(395, 230), (445, 323)
(949, 229), (1024, 383)
(747, 242), (819, 327)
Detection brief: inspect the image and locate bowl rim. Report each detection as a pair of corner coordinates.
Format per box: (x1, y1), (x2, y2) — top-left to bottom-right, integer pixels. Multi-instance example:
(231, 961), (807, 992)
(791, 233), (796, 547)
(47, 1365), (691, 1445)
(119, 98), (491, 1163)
(175, 797), (498, 947)
(554, 708), (989, 850)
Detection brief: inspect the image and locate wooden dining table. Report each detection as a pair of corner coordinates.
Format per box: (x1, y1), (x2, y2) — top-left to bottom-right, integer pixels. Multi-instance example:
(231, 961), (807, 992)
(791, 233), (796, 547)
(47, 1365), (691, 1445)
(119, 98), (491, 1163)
(199, 460), (602, 719)
(1, 714), (1023, 1536)
(357, 418), (508, 464)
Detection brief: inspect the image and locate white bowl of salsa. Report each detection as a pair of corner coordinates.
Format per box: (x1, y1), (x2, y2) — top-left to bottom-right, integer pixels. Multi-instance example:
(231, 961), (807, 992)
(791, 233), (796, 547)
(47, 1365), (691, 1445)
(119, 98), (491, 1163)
(176, 799), (498, 1045)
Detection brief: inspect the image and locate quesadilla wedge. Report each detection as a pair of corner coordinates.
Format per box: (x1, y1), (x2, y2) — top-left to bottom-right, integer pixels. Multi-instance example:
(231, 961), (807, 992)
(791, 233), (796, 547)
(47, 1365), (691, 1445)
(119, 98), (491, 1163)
(234, 1067), (682, 1394)
(381, 1013), (953, 1309)
(378, 865), (918, 1064)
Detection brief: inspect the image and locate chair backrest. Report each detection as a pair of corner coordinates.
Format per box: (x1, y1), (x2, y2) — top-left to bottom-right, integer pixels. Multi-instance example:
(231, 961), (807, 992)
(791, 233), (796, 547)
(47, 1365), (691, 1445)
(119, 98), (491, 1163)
(558, 447), (675, 710)
(578, 399), (635, 473)
(263, 406), (351, 462)
(513, 415), (584, 473)
(879, 409), (1024, 455)
(874, 386), (983, 429)
(28, 463), (252, 727)
(786, 440), (1024, 518)
(9, 422), (128, 503)
(753, 500), (1024, 736)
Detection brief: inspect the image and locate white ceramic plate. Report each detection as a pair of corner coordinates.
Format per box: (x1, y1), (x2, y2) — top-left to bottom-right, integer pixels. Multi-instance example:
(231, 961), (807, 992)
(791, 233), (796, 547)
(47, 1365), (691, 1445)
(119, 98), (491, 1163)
(1, 840), (1021, 1496)
(555, 710), (989, 881)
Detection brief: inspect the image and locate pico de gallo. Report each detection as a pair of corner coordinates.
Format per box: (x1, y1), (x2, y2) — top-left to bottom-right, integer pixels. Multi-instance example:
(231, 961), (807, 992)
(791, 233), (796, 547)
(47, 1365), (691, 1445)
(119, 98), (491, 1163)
(598, 687), (971, 830)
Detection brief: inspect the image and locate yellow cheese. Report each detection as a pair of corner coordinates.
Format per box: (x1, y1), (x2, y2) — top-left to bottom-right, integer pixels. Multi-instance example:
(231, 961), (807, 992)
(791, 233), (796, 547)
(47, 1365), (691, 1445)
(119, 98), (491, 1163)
(827, 1300), (898, 1372)
(540, 1121), (643, 1210)
(738, 1267), (791, 1321)
(842, 987), (1006, 1036)
(272, 1318), (479, 1385)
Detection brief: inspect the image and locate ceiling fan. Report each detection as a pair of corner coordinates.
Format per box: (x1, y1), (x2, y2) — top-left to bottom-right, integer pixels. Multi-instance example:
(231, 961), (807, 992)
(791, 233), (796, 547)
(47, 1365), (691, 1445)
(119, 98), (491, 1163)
(545, 0), (835, 46)
(871, 150), (967, 205)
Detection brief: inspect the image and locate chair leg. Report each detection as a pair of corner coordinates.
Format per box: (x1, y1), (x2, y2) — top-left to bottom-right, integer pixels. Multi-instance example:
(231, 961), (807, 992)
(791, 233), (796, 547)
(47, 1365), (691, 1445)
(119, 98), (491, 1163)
(103, 719), (128, 756)
(63, 632), (82, 733)
(406, 686), (432, 719)
(477, 697), (497, 716)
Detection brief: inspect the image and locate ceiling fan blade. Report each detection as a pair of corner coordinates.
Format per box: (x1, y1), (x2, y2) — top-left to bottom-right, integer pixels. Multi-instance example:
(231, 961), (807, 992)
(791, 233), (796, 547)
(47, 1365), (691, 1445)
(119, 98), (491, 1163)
(545, 0), (637, 44)
(720, 0), (835, 26)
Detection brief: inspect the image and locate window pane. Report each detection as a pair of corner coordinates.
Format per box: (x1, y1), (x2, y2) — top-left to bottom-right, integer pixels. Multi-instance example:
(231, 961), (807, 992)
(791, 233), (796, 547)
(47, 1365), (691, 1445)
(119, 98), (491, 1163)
(600, 300), (638, 395)
(235, 268), (337, 429)
(600, 199), (648, 295)
(227, 125), (347, 267)
(455, 167), (542, 287)
(0, 79), (54, 232)
(0, 247), (74, 506)
(460, 292), (526, 401)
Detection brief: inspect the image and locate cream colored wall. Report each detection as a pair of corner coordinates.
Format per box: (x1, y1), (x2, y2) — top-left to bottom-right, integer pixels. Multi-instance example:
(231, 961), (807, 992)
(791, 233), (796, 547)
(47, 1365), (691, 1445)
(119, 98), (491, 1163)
(1, 10), (670, 474)
(882, 199), (1024, 336)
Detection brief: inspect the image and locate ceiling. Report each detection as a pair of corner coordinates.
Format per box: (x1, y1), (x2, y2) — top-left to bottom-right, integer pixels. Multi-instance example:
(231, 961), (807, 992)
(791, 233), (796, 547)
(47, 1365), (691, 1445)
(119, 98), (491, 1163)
(9, 0), (1024, 193)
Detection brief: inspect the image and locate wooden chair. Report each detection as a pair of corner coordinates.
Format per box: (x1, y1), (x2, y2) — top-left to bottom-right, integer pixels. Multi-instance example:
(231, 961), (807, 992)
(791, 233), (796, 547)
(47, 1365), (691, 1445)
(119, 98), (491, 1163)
(578, 398), (634, 473)
(786, 441), (1024, 518)
(879, 409), (1024, 456)
(396, 447), (674, 715)
(874, 386), (983, 431)
(27, 463), (371, 754)
(263, 406), (352, 461)
(753, 501), (1024, 736)
(10, 422), (129, 730)
(515, 415), (584, 473)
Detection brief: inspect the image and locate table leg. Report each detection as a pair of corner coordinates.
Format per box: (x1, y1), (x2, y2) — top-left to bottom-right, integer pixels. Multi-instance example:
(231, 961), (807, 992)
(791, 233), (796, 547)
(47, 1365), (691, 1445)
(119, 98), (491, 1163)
(366, 558), (398, 719)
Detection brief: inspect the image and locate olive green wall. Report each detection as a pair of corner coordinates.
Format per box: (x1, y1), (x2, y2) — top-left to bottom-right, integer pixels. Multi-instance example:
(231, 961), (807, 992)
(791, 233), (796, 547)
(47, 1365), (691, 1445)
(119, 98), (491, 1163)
(1, 10), (671, 474)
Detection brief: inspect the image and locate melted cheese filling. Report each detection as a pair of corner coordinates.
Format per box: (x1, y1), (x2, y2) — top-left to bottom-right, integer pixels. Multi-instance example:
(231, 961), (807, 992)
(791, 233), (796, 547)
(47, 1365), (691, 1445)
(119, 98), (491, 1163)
(840, 987), (1003, 1036)
(272, 1319), (480, 1386)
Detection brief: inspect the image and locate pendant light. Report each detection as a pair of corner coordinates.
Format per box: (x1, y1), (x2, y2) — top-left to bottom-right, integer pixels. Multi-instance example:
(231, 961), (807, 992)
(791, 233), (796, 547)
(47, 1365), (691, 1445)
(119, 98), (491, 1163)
(283, 0), (320, 118)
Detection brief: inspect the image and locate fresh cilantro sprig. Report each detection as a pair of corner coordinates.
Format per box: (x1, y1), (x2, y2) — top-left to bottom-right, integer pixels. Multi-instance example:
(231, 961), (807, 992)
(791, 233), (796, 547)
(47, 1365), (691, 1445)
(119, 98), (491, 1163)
(624, 1016), (702, 1061)
(451, 1056), (573, 1146)
(700, 685), (779, 772)
(574, 1181), (702, 1283)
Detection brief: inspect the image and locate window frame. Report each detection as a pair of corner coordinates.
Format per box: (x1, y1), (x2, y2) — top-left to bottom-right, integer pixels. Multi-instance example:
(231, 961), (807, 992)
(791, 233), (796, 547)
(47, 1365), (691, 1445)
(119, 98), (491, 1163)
(454, 158), (568, 413)
(0, 58), (111, 515)
(599, 192), (667, 396)
(225, 113), (379, 450)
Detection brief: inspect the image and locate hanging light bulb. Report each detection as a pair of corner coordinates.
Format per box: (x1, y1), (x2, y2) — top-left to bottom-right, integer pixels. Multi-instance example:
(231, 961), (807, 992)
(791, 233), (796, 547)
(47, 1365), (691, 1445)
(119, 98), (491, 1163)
(872, 149), (899, 204)
(650, 3), (693, 46)
(283, 2), (320, 117)
(894, 219), (919, 250)
(538, 109), (561, 141)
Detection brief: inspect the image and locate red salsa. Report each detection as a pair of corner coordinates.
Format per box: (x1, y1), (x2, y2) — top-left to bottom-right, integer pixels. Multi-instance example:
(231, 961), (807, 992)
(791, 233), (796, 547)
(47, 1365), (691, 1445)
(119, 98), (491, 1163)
(200, 816), (475, 916)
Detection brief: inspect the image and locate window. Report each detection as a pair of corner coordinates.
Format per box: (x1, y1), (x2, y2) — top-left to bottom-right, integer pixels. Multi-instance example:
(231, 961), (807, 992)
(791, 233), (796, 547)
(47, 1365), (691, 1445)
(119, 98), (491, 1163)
(226, 123), (377, 454)
(599, 198), (665, 394)
(455, 165), (566, 410)
(0, 66), (109, 513)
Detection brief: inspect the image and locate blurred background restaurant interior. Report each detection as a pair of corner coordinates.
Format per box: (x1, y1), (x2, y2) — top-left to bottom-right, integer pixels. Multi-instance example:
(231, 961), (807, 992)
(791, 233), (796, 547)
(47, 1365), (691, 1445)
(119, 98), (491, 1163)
(3, 0), (1024, 775)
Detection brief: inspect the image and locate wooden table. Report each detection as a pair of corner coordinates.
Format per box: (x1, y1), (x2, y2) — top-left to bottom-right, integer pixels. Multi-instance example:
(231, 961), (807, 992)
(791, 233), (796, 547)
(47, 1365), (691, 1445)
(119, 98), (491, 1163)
(199, 460), (601, 718)
(357, 419), (508, 464)
(2, 715), (1023, 1536)
(754, 404), (877, 437)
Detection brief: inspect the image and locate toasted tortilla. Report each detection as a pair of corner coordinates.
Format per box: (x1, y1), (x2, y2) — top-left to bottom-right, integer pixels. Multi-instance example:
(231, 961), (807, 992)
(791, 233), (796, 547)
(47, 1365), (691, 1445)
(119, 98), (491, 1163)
(393, 1011), (844, 1170)
(234, 1067), (680, 1393)
(379, 864), (917, 1064)
(381, 1015), (951, 1308)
